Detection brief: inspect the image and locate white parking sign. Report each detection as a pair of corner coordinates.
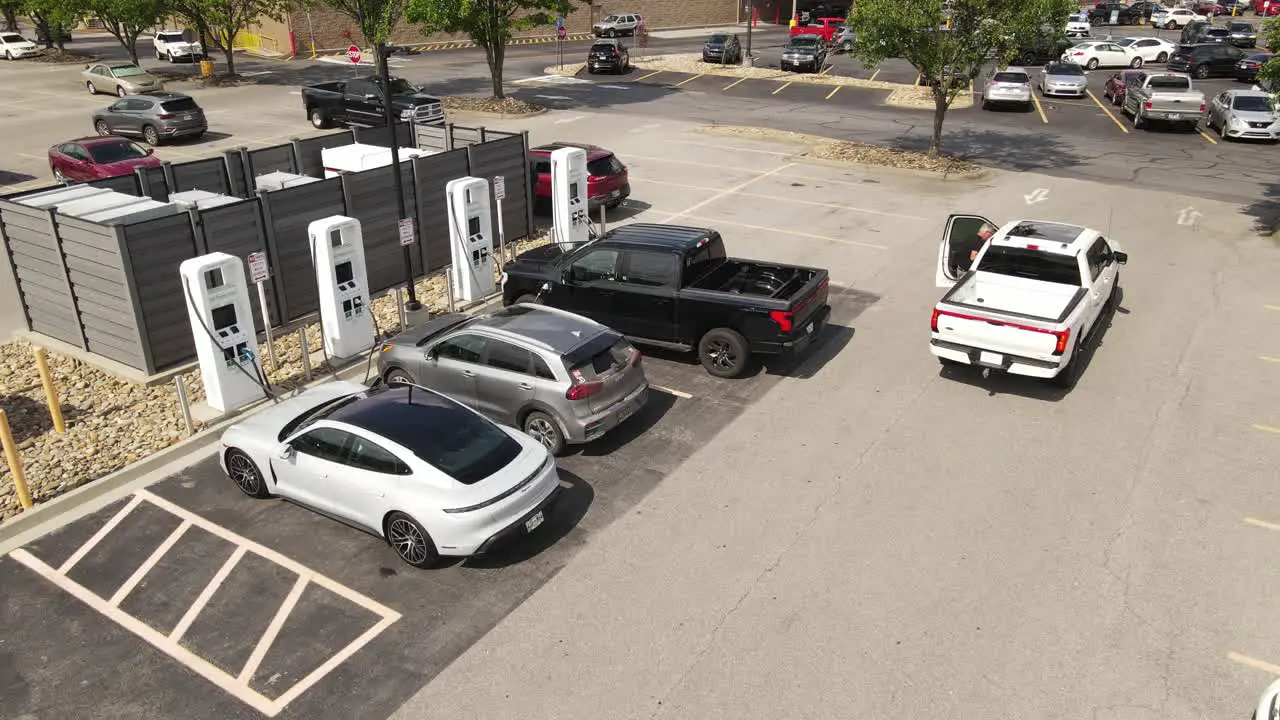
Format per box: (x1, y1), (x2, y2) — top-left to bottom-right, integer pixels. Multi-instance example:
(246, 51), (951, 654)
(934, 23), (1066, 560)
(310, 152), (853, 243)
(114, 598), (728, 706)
(247, 251), (269, 283)
(493, 175), (506, 201)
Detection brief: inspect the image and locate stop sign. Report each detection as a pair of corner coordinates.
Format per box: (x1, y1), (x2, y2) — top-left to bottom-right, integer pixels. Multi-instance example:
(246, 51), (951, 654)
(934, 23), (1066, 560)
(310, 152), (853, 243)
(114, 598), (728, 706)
(347, 44), (361, 64)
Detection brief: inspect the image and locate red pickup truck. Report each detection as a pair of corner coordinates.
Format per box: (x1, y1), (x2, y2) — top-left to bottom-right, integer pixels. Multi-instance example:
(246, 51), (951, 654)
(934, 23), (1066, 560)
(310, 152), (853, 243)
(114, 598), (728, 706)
(790, 17), (844, 43)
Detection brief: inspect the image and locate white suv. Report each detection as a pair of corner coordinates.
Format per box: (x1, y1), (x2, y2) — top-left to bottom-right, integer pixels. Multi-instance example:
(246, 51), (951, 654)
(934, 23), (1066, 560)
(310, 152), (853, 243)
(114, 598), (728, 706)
(593, 13), (643, 37)
(152, 30), (203, 62)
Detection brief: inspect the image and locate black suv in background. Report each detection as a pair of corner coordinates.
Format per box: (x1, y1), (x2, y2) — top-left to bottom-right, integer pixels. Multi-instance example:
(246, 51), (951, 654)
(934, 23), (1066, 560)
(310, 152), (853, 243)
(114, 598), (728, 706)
(1168, 43), (1249, 78)
(1015, 34), (1073, 65)
(586, 39), (631, 74)
(1227, 21), (1258, 48)
(702, 33), (742, 64)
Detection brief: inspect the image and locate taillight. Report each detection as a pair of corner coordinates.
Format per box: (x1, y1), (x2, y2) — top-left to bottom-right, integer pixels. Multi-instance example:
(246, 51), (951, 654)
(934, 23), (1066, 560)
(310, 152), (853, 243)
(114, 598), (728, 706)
(156, 113), (176, 119)
(1026, 244), (1040, 250)
(1198, 104), (1205, 112)
(1143, 101), (1152, 110)
(770, 309), (794, 332)
(566, 380), (603, 401)
(629, 347), (642, 367)
(930, 308), (941, 333)
(1053, 328), (1071, 355)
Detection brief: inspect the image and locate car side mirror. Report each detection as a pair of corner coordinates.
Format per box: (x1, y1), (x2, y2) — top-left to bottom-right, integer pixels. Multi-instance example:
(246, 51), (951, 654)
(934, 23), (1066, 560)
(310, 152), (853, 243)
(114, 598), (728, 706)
(144, 147), (154, 155)
(276, 444), (294, 460)
(541, 281), (552, 292)
(1113, 251), (1128, 265)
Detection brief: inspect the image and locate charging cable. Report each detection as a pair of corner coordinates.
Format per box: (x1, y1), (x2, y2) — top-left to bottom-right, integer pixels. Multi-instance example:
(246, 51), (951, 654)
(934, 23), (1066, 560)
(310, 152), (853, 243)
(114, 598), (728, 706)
(361, 299), (385, 385)
(181, 275), (277, 403)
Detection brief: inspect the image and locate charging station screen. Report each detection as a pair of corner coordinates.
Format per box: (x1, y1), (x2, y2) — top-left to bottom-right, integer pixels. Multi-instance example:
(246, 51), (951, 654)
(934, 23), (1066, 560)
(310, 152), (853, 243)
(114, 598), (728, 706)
(335, 261), (354, 285)
(329, 229), (342, 248)
(211, 304), (237, 331)
(570, 182), (579, 198)
(468, 216), (481, 237)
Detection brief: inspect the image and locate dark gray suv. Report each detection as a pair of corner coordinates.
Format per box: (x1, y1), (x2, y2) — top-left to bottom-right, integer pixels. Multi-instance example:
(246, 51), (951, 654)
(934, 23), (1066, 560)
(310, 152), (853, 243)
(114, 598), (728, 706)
(377, 304), (650, 455)
(92, 92), (207, 145)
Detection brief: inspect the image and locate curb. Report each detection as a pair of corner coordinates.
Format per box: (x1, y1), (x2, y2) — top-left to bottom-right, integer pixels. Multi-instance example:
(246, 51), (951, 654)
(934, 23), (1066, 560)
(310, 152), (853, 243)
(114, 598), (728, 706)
(445, 106), (550, 119)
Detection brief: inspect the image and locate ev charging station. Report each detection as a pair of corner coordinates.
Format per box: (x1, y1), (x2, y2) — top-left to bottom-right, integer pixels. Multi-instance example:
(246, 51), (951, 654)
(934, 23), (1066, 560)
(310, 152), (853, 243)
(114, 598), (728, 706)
(445, 176), (496, 304)
(550, 146), (590, 250)
(307, 215), (375, 360)
(179, 253), (264, 414)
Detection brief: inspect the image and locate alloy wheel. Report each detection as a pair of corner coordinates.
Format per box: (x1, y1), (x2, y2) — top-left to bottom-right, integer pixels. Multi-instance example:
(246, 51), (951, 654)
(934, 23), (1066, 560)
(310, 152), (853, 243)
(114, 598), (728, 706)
(526, 417), (558, 449)
(143, 126), (159, 145)
(705, 340), (738, 372)
(227, 452), (262, 496)
(95, 120), (109, 135)
(53, 168), (66, 184)
(388, 517), (429, 565)
(116, 86), (127, 97)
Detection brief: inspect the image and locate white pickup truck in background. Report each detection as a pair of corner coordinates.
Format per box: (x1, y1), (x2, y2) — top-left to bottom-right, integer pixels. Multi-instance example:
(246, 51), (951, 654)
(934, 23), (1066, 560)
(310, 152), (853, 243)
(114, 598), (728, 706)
(930, 215), (1129, 388)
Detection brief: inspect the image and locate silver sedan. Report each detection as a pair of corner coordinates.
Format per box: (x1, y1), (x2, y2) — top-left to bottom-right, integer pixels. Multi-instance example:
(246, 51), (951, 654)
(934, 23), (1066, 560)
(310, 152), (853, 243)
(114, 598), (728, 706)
(1039, 61), (1088, 98)
(1204, 89), (1280, 141)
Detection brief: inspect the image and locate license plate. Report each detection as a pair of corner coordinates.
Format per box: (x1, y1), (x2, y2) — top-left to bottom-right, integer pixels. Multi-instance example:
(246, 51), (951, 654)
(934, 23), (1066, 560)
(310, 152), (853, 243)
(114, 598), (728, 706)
(806, 321), (815, 334)
(609, 190), (620, 199)
(979, 351), (1004, 367)
(1168, 113), (1180, 120)
(524, 511), (544, 533)
(616, 400), (637, 423)
(182, 114), (192, 120)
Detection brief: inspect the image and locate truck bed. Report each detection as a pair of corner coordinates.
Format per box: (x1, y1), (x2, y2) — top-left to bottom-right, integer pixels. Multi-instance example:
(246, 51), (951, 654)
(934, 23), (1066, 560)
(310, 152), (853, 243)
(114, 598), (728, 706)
(944, 271), (1083, 323)
(689, 259), (816, 299)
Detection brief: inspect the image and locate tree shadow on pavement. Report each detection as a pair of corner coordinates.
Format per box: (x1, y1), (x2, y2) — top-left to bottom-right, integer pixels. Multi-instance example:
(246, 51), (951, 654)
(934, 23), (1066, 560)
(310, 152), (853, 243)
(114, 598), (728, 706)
(892, 127), (1089, 173)
(1241, 179), (1280, 237)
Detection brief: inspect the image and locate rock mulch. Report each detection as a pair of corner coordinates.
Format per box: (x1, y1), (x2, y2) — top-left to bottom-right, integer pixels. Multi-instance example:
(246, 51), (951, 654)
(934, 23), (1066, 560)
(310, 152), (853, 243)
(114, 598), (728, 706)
(696, 125), (981, 175)
(25, 48), (98, 64)
(439, 96), (545, 115)
(0, 233), (551, 521)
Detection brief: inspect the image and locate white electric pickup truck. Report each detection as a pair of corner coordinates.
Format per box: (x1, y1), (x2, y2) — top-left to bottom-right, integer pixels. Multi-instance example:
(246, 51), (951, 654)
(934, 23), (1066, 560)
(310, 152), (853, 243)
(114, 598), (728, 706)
(930, 214), (1128, 387)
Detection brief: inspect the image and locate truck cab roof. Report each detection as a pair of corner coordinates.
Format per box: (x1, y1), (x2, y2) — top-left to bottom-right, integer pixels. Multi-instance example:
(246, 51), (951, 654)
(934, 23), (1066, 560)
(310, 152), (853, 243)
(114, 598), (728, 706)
(598, 223), (719, 252)
(990, 220), (1097, 256)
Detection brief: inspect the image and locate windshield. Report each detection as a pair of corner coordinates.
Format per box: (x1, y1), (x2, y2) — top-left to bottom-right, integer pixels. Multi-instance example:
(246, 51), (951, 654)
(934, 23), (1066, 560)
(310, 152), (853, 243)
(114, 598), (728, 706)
(978, 247), (1082, 286)
(1046, 62), (1085, 75)
(1233, 95), (1274, 111)
(1, 33), (25, 43)
(1148, 75), (1190, 89)
(707, 34), (727, 43)
(385, 77), (418, 95)
(282, 393), (361, 440)
(1115, 38), (1136, 46)
(85, 140), (149, 164)
(789, 37), (820, 49)
(110, 65), (147, 78)
(603, 14), (618, 21)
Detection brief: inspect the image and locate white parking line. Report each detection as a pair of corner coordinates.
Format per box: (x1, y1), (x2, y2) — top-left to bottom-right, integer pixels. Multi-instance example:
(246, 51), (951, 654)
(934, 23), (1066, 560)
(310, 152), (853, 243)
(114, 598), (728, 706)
(661, 164), (791, 224)
(669, 139), (792, 156)
(630, 123), (662, 133)
(10, 488), (401, 717)
(1230, 651), (1280, 676)
(640, 177), (929, 221)
(678, 214), (890, 250)
(553, 115), (585, 124)
(650, 385), (693, 399)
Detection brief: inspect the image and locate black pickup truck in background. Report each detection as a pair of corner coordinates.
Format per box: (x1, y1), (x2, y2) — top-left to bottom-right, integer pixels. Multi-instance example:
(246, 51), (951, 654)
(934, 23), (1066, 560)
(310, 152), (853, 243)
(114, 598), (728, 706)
(300, 76), (444, 130)
(500, 224), (832, 378)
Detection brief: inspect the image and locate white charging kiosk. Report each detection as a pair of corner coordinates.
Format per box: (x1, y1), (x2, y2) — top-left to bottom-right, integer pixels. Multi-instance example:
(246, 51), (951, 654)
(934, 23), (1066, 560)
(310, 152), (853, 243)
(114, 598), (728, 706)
(550, 146), (590, 250)
(179, 253), (264, 413)
(445, 176), (496, 304)
(307, 215), (375, 360)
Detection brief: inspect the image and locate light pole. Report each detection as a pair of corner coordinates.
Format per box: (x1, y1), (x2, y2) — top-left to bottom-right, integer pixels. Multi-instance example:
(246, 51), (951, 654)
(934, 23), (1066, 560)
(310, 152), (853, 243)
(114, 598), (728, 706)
(745, 0), (754, 64)
(375, 41), (421, 313)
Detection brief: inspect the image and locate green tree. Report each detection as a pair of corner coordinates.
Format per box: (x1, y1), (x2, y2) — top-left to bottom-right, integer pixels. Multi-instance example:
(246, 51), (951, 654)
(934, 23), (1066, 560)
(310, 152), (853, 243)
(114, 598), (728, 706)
(2, 0), (21, 34)
(406, 0), (576, 98)
(22, 0), (78, 50)
(850, 0), (1076, 156)
(89, 0), (166, 64)
(169, 0), (289, 74)
(323, 0), (408, 69)
(1258, 17), (1279, 95)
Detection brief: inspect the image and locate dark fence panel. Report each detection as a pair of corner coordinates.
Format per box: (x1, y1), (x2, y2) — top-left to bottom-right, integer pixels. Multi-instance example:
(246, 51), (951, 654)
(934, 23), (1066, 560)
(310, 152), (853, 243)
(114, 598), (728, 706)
(0, 201), (82, 347)
(225, 149), (249, 198)
(340, 162), (421, 294)
(170, 157), (232, 195)
(120, 213), (201, 372)
(245, 143), (297, 182)
(465, 134), (531, 243)
(353, 122), (415, 149)
(195, 199), (279, 334)
(87, 174), (141, 195)
(450, 125), (485, 148)
(292, 130), (354, 178)
(55, 215), (142, 369)
(414, 123), (450, 152)
(412, 149), (469, 274)
(258, 177), (347, 322)
(136, 165), (170, 201)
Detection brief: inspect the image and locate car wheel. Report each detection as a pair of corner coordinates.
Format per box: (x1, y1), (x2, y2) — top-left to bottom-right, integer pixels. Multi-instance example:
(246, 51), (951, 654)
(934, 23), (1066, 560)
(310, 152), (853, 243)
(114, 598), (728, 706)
(1194, 63), (1209, 79)
(1165, 20), (1176, 28)
(225, 449), (271, 498)
(309, 107), (330, 129)
(1051, 339), (1085, 389)
(1133, 109), (1145, 128)
(94, 120), (109, 135)
(1156, 51), (1168, 62)
(86, 81), (96, 94)
(155, 49), (162, 60)
(385, 368), (414, 385)
(116, 86), (127, 97)
(1086, 57), (1099, 69)
(142, 125), (160, 145)
(1130, 56), (1143, 68)
(698, 327), (749, 378)
(384, 511), (439, 568)
(52, 168), (67, 184)
(523, 411), (566, 455)
(3, 50), (12, 60)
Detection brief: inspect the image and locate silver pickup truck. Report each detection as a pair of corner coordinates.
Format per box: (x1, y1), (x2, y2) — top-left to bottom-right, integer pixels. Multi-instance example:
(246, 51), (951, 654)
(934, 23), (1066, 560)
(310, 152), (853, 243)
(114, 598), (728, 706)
(1121, 71), (1205, 131)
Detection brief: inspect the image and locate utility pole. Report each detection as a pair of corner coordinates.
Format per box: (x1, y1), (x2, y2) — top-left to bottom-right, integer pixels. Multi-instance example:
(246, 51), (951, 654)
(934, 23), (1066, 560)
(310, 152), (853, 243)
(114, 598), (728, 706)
(745, 0), (754, 66)
(376, 42), (421, 312)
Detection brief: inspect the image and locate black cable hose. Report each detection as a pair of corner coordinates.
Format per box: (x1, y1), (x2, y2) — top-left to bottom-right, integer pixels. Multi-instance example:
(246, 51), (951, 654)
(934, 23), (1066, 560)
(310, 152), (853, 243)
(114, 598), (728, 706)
(362, 295), (387, 386)
(180, 274), (277, 404)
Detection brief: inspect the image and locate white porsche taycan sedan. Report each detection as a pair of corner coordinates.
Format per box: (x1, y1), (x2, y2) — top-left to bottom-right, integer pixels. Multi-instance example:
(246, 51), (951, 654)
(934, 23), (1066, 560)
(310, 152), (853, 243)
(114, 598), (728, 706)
(218, 380), (562, 567)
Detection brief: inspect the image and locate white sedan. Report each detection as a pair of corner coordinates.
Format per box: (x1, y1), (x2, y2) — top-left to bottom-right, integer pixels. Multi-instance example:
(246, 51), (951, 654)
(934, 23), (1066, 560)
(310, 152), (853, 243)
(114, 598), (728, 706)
(1062, 41), (1144, 70)
(1113, 36), (1178, 63)
(219, 380), (562, 567)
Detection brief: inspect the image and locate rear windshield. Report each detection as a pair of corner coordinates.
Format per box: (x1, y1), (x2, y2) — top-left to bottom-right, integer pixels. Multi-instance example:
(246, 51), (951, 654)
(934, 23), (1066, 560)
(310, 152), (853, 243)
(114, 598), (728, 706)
(591, 43), (618, 53)
(86, 140), (148, 163)
(682, 236), (727, 285)
(568, 336), (634, 381)
(1046, 62), (1084, 75)
(993, 72), (1029, 83)
(1147, 75), (1190, 89)
(157, 32), (184, 41)
(979, 247), (1082, 286)
(1204, 28), (1229, 37)
(161, 97), (198, 112)
(411, 404), (522, 485)
(586, 154), (623, 176)
(1233, 95), (1274, 111)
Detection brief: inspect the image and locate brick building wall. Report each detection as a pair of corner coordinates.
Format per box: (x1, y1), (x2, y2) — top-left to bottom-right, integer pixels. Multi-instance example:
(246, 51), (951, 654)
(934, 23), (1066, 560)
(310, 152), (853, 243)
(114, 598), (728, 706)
(289, 0), (740, 53)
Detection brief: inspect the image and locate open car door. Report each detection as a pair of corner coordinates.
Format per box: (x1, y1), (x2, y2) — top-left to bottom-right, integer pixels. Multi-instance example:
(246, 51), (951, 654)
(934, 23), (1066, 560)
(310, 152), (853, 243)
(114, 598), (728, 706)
(936, 214), (998, 288)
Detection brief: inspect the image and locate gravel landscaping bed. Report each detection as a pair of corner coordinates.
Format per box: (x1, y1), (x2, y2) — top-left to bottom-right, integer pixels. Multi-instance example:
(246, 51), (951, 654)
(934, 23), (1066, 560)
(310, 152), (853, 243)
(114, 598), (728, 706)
(696, 125), (981, 175)
(26, 49), (98, 64)
(0, 232), (551, 520)
(440, 96), (545, 115)
(885, 85), (973, 111)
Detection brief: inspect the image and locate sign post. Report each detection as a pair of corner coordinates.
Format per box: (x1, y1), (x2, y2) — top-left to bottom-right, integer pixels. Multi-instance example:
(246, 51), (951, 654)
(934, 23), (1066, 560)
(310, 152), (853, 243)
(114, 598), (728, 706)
(246, 251), (276, 372)
(493, 175), (507, 264)
(556, 18), (566, 68)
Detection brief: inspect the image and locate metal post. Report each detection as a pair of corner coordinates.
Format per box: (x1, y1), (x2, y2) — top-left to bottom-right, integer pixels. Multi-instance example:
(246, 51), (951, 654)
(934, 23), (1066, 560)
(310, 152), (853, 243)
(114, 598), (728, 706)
(32, 348), (65, 434)
(0, 409), (32, 510)
(378, 42), (421, 315)
(298, 328), (313, 380)
(447, 269), (457, 312)
(397, 287), (407, 330)
(599, 202), (607, 237)
(746, 1), (754, 63)
(496, 195), (508, 267)
(174, 376), (195, 436)
(256, 281), (277, 372)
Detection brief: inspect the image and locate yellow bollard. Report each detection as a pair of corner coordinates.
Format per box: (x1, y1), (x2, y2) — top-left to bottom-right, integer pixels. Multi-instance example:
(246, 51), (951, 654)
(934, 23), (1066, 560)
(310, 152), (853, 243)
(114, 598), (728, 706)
(33, 348), (66, 434)
(0, 409), (33, 510)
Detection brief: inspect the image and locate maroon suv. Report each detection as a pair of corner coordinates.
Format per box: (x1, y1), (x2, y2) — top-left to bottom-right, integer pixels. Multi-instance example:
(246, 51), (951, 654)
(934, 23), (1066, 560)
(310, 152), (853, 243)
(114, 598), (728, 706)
(527, 142), (631, 210)
(48, 135), (161, 184)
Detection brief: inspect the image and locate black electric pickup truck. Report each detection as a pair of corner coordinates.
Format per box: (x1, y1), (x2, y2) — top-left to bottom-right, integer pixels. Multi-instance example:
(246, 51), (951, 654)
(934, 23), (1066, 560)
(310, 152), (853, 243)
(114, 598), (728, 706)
(500, 224), (832, 378)
(300, 75), (444, 130)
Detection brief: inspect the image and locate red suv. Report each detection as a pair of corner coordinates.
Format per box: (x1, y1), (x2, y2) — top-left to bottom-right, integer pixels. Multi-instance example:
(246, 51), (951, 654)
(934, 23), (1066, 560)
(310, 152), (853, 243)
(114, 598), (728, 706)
(47, 135), (161, 184)
(527, 142), (630, 210)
